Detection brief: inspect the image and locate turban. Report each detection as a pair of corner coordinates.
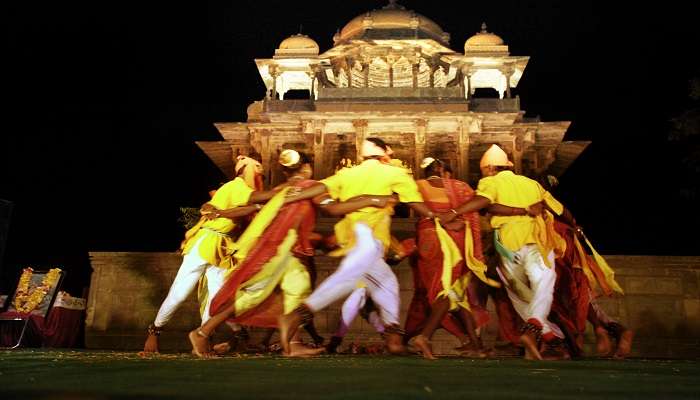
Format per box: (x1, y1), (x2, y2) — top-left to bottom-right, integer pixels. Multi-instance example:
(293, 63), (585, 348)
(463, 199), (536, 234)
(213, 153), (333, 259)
(420, 157), (436, 169)
(235, 156), (263, 189)
(361, 140), (387, 158)
(279, 149), (301, 167)
(479, 144), (513, 169)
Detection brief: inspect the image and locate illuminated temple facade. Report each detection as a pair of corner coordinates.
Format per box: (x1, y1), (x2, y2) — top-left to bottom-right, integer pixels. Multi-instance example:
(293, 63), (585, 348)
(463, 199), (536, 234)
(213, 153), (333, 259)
(197, 1), (588, 186)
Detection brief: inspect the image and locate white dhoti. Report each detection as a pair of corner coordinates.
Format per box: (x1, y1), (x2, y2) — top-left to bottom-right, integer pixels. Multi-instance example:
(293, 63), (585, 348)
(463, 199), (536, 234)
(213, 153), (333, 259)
(305, 223), (400, 327)
(335, 287), (385, 337)
(153, 237), (227, 327)
(497, 244), (563, 339)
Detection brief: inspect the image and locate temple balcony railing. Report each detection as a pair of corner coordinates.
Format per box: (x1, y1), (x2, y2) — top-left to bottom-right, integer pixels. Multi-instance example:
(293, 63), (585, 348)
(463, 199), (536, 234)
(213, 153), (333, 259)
(468, 97), (520, 112)
(317, 86), (465, 101)
(264, 99), (315, 112)
(262, 94), (521, 113)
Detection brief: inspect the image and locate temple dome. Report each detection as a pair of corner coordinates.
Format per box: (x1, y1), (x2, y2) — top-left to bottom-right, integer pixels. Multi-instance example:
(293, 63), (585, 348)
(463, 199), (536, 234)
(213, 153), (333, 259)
(337, 1), (449, 44)
(465, 23), (504, 47)
(278, 34), (319, 53)
(464, 23), (508, 54)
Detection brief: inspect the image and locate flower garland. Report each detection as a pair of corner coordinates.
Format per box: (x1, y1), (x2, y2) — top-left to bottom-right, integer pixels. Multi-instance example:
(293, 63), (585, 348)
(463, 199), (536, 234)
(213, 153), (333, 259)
(12, 267), (62, 314)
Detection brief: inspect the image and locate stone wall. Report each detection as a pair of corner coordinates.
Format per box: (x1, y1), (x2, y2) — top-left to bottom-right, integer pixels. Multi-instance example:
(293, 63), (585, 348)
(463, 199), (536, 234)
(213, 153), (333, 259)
(86, 252), (700, 358)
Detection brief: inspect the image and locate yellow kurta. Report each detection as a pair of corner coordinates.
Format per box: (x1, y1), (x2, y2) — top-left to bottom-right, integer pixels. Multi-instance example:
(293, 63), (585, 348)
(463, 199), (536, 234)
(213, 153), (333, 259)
(320, 159), (423, 256)
(476, 170), (566, 265)
(180, 177), (254, 267)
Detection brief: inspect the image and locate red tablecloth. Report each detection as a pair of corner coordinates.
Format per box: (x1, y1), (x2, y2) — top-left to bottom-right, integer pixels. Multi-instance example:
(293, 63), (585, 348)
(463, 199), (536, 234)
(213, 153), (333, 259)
(0, 307), (84, 348)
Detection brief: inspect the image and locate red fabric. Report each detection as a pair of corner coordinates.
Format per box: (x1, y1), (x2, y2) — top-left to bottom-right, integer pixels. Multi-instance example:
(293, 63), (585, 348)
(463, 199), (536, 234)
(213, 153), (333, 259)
(489, 285), (523, 345)
(549, 220), (596, 355)
(0, 307), (83, 348)
(403, 256), (467, 340)
(209, 179), (317, 324)
(414, 178), (488, 325)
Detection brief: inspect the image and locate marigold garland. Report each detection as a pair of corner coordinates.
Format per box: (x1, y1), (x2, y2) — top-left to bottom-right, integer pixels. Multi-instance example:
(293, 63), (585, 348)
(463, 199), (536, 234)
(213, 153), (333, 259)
(12, 267), (62, 314)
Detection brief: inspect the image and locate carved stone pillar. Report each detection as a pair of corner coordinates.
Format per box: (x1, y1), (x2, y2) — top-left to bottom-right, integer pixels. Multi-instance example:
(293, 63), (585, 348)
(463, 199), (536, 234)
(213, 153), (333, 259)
(388, 64), (394, 88)
(461, 64), (473, 99)
(501, 66), (514, 99)
(512, 132), (524, 174)
(457, 119), (471, 182)
(353, 119), (369, 162)
(412, 62), (419, 88)
(311, 120), (327, 178)
(259, 129), (272, 184)
(457, 69), (465, 98)
(346, 58), (354, 88)
(414, 119), (428, 173)
(269, 66), (280, 100)
(362, 62), (370, 87)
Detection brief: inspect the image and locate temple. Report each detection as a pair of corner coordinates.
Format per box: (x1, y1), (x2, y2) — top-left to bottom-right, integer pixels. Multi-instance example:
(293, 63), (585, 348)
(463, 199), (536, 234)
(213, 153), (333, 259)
(196, 1), (588, 186)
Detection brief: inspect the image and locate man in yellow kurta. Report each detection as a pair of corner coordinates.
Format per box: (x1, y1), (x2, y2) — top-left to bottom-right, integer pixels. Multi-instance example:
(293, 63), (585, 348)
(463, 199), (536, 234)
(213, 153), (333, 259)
(443, 144), (573, 360)
(278, 138), (438, 355)
(143, 156), (277, 353)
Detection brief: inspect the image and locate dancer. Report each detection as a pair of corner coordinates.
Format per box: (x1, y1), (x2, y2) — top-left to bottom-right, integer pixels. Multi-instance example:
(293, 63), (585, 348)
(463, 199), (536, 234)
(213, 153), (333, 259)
(143, 156), (277, 353)
(440, 144), (573, 360)
(408, 157), (499, 359)
(278, 138), (441, 356)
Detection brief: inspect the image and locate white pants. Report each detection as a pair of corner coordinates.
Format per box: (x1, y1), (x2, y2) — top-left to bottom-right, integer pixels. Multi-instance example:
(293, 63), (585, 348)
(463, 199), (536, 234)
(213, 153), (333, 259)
(305, 223), (400, 326)
(497, 244), (563, 338)
(153, 237), (227, 327)
(335, 287), (385, 337)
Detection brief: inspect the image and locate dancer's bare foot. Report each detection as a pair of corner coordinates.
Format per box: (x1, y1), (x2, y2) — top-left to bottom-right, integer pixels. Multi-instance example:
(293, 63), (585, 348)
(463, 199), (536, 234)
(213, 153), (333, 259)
(456, 340), (489, 358)
(278, 311), (302, 356)
(286, 341), (326, 358)
(143, 334), (160, 354)
(613, 329), (634, 359)
(142, 324), (161, 354)
(384, 331), (407, 355)
(520, 331), (543, 361)
(540, 340), (571, 361)
(413, 335), (437, 360)
(188, 330), (217, 359)
(212, 340), (234, 355)
(595, 326), (613, 356)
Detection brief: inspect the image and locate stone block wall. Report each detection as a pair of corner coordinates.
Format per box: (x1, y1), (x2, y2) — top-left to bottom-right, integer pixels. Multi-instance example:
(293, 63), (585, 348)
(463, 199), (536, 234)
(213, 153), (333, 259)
(86, 252), (700, 358)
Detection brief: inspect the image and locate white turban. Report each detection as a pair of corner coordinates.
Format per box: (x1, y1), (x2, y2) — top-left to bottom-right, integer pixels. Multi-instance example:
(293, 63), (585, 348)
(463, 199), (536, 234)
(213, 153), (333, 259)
(361, 140), (387, 158)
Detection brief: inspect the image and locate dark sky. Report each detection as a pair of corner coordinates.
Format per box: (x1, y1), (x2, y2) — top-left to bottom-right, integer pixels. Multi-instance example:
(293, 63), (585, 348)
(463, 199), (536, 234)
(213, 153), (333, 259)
(1, 1), (699, 294)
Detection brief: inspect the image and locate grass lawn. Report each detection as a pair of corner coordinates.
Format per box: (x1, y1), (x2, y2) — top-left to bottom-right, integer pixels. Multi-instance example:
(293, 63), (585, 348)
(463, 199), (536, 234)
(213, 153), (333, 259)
(1, 350), (698, 399)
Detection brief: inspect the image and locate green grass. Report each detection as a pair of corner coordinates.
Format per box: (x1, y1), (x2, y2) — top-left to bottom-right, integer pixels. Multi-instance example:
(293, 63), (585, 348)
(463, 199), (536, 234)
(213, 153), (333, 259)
(1, 350), (698, 399)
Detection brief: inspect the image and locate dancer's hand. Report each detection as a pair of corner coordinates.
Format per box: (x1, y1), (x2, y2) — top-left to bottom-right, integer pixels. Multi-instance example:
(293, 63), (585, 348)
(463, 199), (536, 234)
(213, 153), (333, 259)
(526, 201), (544, 217)
(203, 206), (222, 220)
(437, 211), (457, 223)
(200, 203), (215, 215)
(368, 195), (397, 208)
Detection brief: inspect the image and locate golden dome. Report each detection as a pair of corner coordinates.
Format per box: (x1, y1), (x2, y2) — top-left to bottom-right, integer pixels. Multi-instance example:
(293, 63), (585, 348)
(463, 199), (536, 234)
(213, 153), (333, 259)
(337, 1), (449, 44)
(465, 23), (505, 46)
(464, 23), (508, 53)
(278, 34), (319, 53)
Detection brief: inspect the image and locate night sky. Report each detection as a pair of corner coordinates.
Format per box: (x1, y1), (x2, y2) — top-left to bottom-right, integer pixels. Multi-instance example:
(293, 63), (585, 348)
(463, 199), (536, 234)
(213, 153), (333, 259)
(2, 1), (699, 295)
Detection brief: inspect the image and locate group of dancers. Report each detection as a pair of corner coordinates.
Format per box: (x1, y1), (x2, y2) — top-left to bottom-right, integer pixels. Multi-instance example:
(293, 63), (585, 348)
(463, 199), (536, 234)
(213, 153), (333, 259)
(141, 138), (633, 360)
